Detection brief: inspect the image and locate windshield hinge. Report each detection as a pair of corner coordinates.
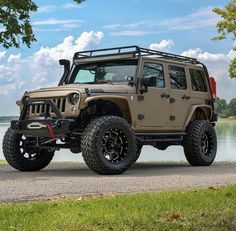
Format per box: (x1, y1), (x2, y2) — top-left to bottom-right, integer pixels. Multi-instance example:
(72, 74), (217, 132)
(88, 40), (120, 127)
(85, 88), (91, 96)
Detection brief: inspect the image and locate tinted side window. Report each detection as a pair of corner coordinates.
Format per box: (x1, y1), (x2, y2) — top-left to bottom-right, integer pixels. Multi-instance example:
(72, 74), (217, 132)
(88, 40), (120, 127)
(168, 65), (187, 90)
(190, 69), (207, 92)
(142, 63), (165, 88)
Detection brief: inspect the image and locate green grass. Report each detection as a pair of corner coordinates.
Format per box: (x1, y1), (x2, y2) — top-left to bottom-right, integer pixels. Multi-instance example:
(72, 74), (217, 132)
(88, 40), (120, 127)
(0, 185), (235, 231)
(0, 160), (6, 165)
(218, 118), (236, 123)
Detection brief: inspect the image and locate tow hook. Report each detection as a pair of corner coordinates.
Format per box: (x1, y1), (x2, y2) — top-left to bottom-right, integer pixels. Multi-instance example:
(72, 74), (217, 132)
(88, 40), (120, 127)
(47, 124), (56, 140)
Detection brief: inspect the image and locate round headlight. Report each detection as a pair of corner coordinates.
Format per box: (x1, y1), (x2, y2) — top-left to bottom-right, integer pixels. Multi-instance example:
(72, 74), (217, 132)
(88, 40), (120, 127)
(70, 93), (79, 105)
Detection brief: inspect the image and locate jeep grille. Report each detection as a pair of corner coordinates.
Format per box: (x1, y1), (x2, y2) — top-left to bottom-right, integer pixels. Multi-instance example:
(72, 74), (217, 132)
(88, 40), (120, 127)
(29, 98), (66, 117)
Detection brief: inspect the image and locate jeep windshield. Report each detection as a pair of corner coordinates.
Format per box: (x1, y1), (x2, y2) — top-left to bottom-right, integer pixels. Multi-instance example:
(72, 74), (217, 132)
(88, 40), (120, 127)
(68, 60), (137, 84)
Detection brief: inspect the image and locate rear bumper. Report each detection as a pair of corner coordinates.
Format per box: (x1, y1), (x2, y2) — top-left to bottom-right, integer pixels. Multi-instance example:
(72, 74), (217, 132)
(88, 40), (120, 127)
(212, 112), (218, 122)
(11, 119), (75, 137)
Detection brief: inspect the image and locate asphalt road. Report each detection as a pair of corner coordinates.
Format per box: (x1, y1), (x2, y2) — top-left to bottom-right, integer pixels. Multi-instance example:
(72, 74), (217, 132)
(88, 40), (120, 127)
(0, 162), (236, 202)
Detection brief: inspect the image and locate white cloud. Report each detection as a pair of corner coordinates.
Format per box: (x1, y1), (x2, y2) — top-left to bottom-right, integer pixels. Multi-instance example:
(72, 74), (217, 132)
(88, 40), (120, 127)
(103, 24), (121, 30)
(32, 31), (104, 67)
(104, 21), (162, 37)
(0, 51), (6, 59)
(110, 30), (153, 37)
(8, 53), (21, 63)
(34, 28), (71, 32)
(37, 5), (57, 13)
(160, 7), (220, 31)
(0, 80), (25, 96)
(104, 21), (154, 32)
(33, 18), (84, 29)
(0, 60), (25, 96)
(0, 31), (104, 114)
(62, 3), (85, 9)
(149, 40), (174, 52)
(104, 7), (220, 37)
(32, 72), (48, 83)
(181, 47), (236, 100)
(181, 48), (235, 62)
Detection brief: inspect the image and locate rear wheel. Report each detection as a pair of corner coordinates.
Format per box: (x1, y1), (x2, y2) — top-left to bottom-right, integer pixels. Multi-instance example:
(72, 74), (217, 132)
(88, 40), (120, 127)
(3, 128), (54, 171)
(183, 120), (217, 166)
(81, 116), (137, 175)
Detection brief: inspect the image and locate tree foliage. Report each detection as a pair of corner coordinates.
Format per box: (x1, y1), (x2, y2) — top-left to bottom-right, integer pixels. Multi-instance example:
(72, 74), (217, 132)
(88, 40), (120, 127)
(215, 97), (236, 117)
(213, 0), (236, 79)
(228, 98), (236, 116)
(215, 97), (227, 114)
(0, 0), (84, 49)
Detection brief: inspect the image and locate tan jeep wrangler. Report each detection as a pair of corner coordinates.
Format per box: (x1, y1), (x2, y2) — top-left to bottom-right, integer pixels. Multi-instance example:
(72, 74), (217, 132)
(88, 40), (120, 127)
(3, 46), (218, 175)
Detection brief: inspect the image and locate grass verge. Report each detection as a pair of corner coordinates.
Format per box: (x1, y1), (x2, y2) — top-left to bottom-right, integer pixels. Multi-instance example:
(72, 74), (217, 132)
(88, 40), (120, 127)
(218, 118), (236, 123)
(0, 160), (6, 165)
(0, 185), (236, 231)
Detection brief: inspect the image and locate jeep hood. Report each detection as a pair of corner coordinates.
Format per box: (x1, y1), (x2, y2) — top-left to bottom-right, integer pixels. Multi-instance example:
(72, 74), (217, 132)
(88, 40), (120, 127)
(26, 83), (134, 98)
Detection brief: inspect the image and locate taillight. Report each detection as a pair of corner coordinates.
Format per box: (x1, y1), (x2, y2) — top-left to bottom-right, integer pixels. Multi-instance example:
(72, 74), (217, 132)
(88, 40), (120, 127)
(209, 77), (216, 98)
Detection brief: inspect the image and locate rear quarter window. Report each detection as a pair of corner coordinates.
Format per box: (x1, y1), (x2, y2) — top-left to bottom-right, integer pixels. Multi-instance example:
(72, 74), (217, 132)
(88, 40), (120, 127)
(190, 69), (207, 92)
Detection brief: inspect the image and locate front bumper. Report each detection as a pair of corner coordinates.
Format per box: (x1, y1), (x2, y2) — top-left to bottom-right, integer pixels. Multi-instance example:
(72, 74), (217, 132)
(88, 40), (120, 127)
(11, 99), (76, 137)
(11, 119), (74, 137)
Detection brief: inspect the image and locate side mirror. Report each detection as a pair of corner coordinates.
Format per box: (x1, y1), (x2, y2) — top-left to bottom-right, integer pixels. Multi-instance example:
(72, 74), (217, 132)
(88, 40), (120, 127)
(58, 59), (71, 86)
(142, 76), (156, 87)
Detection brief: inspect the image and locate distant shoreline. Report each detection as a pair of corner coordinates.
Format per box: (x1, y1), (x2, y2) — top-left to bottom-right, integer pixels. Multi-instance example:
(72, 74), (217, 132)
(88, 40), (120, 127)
(0, 116), (18, 124)
(0, 116), (235, 124)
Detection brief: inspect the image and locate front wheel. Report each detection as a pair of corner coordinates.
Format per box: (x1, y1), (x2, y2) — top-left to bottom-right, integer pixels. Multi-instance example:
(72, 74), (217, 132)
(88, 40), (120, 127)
(3, 128), (54, 171)
(134, 144), (142, 163)
(81, 116), (137, 175)
(183, 120), (217, 166)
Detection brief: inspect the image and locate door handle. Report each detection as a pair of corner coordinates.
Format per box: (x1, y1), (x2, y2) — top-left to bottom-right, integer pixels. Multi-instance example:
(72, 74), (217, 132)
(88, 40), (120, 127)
(161, 93), (170, 98)
(182, 95), (190, 100)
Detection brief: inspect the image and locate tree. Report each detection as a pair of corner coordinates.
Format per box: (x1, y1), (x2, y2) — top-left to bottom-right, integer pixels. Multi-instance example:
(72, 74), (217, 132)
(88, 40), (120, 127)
(214, 97), (228, 114)
(0, 0), (84, 49)
(213, 0), (236, 79)
(228, 98), (236, 116)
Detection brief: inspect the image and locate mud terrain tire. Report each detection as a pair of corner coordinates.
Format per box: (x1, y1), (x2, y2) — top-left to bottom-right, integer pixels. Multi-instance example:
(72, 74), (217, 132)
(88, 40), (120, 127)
(81, 116), (137, 175)
(183, 120), (217, 166)
(3, 128), (54, 171)
(134, 145), (142, 163)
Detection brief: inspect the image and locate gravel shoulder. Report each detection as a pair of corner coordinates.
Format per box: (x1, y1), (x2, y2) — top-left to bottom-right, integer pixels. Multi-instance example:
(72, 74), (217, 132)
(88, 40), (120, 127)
(0, 162), (236, 203)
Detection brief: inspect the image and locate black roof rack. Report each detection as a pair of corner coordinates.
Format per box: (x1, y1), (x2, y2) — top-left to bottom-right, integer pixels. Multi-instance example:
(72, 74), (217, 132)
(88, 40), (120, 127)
(73, 45), (200, 65)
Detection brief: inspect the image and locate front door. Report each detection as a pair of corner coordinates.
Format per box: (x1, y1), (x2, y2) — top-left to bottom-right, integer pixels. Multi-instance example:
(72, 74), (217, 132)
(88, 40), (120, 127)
(137, 61), (170, 130)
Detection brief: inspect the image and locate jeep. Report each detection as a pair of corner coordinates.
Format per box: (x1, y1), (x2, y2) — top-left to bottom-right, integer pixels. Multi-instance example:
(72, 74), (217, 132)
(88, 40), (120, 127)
(3, 46), (218, 175)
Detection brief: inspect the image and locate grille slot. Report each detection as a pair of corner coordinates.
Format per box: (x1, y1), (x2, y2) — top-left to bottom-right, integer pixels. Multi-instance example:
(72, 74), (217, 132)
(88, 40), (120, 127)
(62, 98), (66, 112)
(29, 97), (67, 117)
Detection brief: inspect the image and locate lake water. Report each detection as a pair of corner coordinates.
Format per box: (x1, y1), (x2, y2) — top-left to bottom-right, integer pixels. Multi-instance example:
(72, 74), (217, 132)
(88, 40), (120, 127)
(0, 120), (235, 162)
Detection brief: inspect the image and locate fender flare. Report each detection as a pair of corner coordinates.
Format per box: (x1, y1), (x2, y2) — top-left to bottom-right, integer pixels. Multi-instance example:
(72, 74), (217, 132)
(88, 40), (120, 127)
(184, 105), (212, 129)
(83, 95), (133, 123)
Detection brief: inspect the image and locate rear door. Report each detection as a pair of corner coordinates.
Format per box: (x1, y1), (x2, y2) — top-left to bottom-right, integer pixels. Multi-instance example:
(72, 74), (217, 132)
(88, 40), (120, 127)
(168, 64), (191, 130)
(188, 67), (211, 105)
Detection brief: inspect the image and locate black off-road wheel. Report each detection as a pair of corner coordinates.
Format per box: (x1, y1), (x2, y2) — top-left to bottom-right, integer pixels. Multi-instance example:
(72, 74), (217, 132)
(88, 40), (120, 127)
(3, 128), (54, 171)
(183, 120), (217, 166)
(81, 116), (137, 175)
(134, 144), (142, 162)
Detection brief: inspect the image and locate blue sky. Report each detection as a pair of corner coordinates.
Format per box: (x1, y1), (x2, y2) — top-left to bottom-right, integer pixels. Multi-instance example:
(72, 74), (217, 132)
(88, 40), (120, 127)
(0, 0), (235, 115)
